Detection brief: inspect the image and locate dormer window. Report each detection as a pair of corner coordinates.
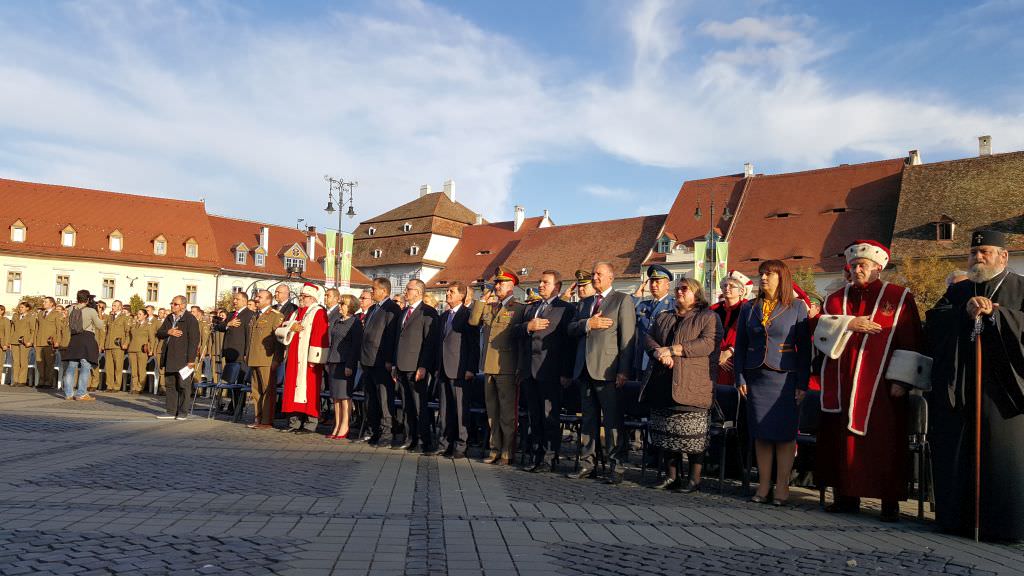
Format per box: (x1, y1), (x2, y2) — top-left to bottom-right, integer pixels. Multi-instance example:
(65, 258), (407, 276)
(410, 245), (419, 256)
(403, 222), (412, 232)
(109, 230), (123, 252)
(254, 246), (266, 267)
(475, 250), (492, 256)
(368, 227), (377, 236)
(372, 249), (382, 259)
(933, 218), (956, 241)
(10, 220), (26, 242)
(61, 225), (76, 247)
(153, 235), (168, 255)
(185, 238), (199, 258)
(656, 235), (673, 254)
(234, 243), (249, 265)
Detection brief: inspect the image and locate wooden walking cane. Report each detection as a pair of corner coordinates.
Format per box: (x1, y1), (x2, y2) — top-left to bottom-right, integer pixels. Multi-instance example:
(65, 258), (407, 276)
(974, 325), (983, 543)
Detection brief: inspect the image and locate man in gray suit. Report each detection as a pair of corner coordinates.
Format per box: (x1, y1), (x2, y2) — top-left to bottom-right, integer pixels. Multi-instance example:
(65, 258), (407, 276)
(567, 262), (636, 483)
(392, 279), (439, 453)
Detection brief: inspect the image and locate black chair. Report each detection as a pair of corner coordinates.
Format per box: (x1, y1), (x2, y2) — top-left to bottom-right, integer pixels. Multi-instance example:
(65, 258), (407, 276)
(709, 384), (742, 493)
(466, 374), (489, 456)
(795, 389), (823, 505)
(907, 392), (932, 520)
(517, 388), (531, 465)
(191, 362), (248, 420)
(619, 380), (650, 481)
(557, 380), (583, 472)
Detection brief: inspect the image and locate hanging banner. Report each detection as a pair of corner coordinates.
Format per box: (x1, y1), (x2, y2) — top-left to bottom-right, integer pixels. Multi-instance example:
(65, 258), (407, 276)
(713, 241), (729, 299)
(324, 230), (338, 288)
(339, 232), (354, 288)
(693, 240), (707, 287)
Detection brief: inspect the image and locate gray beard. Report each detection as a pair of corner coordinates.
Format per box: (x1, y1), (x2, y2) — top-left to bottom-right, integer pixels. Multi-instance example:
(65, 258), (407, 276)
(968, 263), (1004, 283)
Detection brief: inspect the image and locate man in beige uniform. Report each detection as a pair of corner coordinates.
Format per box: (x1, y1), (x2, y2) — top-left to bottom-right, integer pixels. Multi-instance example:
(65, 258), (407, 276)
(34, 297), (63, 388)
(89, 301), (108, 391)
(11, 302), (36, 386)
(0, 305), (10, 386)
(103, 300), (130, 392)
(468, 266), (525, 465)
(246, 290), (284, 428)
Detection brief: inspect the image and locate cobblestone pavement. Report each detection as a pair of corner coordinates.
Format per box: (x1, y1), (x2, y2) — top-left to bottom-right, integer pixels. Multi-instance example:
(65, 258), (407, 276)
(1, 386), (1022, 576)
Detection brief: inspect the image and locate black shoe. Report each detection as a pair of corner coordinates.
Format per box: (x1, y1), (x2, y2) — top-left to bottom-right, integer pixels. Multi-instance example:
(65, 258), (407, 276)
(526, 461), (550, 474)
(678, 481), (701, 494)
(406, 445), (422, 454)
(604, 468), (623, 485)
(439, 448), (454, 458)
(653, 477), (683, 491)
(447, 452), (466, 460)
(293, 428), (314, 435)
(567, 465), (596, 480)
(394, 440), (415, 450)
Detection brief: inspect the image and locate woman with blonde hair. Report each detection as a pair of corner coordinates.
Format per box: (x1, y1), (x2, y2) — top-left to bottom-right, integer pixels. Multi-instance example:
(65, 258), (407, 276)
(642, 277), (723, 492)
(733, 260), (811, 505)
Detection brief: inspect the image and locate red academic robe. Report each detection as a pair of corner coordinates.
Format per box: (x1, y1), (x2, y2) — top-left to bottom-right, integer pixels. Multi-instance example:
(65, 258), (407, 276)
(711, 299), (746, 385)
(815, 279), (924, 501)
(281, 305), (329, 418)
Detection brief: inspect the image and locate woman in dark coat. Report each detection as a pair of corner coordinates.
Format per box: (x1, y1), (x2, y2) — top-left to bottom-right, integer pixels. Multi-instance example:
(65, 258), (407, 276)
(62, 290), (103, 401)
(733, 260), (811, 505)
(642, 277), (723, 493)
(327, 293), (363, 440)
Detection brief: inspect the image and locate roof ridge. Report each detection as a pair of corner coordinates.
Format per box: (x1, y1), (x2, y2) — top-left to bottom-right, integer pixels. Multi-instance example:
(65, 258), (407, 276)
(208, 213), (311, 231)
(911, 150), (1024, 169)
(0, 177), (205, 206)
(527, 213), (667, 231)
(751, 158), (905, 180)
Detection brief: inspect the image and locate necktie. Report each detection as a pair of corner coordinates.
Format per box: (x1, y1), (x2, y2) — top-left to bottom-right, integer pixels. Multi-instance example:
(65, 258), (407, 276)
(403, 307), (413, 327)
(593, 293), (604, 315)
(534, 300), (547, 319)
(444, 311), (454, 336)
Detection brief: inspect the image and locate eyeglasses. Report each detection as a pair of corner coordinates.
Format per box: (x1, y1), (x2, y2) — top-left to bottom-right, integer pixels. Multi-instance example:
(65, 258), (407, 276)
(674, 286), (689, 293)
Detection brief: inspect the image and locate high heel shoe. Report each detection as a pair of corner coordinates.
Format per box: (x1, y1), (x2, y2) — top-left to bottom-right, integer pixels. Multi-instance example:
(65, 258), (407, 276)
(750, 494), (773, 504)
(653, 477), (682, 491)
(772, 491), (789, 507)
(677, 480), (701, 494)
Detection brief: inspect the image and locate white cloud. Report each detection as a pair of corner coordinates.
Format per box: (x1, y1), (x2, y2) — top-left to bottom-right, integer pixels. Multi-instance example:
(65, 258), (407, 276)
(582, 185), (634, 199)
(0, 0), (1021, 233)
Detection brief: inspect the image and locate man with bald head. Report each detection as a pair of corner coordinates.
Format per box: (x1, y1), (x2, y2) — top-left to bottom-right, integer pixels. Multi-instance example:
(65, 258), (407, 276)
(274, 284), (297, 319)
(567, 261), (636, 483)
(155, 296), (200, 420)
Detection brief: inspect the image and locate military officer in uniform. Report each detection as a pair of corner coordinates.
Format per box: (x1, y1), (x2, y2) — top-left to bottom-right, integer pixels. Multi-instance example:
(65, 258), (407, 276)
(632, 265), (676, 376)
(246, 290), (284, 429)
(10, 302), (36, 386)
(468, 266), (526, 465)
(0, 305), (10, 385)
(127, 309), (156, 394)
(34, 297), (64, 388)
(103, 300), (131, 392)
(90, 301), (108, 391)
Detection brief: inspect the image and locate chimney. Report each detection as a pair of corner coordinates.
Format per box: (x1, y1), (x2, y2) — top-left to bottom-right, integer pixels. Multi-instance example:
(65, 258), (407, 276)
(743, 162), (754, 178)
(543, 209), (550, 220)
(908, 149), (922, 166)
(419, 184), (432, 197)
(442, 179), (455, 201)
(979, 135), (992, 157)
(513, 205), (526, 232)
(474, 213), (483, 225)
(306, 226), (316, 261)
(260, 226), (269, 252)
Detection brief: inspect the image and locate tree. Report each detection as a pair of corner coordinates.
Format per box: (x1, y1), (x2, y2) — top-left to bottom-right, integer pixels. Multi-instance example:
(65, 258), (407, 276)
(791, 266), (820, 301)
(127, 294), (146, 315)
(216, 291), (234, 312)
(17, 295), (46, 311)
(886, 256), (955, 319)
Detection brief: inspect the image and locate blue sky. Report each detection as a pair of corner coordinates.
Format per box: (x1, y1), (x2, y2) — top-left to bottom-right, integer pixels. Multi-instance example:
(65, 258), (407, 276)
(1, 0), (1021, 230)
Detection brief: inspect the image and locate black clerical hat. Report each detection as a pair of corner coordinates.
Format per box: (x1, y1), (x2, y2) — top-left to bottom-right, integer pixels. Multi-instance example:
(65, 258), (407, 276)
(970, 229), (1007, 248)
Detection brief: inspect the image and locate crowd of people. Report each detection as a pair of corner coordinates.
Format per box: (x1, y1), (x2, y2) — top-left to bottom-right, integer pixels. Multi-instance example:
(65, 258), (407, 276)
(1, 230), (1021, 542)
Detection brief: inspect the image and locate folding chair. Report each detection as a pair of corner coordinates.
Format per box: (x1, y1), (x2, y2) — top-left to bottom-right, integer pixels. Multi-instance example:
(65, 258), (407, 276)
(557, 380), (583, 472)
(795, 389), (823, 504)
(620, 380), (650, 481)
(709, 384), (741, 493)
(907, 392), (933, 520)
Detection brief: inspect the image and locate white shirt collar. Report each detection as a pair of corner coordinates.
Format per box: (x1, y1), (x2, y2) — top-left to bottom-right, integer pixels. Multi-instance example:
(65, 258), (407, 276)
(260, 306), (271, 314)
(600, 286), (613, 298)
(449, 304), (462, 314)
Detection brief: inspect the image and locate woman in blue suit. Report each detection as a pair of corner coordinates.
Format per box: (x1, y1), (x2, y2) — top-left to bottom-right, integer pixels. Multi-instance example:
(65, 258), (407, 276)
(733, 260), (810, 505)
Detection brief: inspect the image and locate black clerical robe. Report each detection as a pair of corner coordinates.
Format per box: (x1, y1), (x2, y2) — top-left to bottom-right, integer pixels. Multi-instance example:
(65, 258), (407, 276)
(926, 270), (1024, 542)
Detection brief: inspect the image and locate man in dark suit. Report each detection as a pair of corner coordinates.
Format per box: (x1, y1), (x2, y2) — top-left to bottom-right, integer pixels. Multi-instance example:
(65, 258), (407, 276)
(155, 295), (201, 420)
(567, 262), (636, 483)
(273, 284), (297, 319)
(359, 277), (403, 446)
(434, 282), (479, 458)
(516, 270), (574, 472)
(213, 291), (256, 380)
(392, 279), (439, 452)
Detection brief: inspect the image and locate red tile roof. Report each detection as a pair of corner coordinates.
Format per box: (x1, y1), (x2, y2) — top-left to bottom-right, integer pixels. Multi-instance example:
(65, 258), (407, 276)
(661, 174), (748, 246)
(359, 192), (480, 226)
(502, 215), (667, 282)
(208, 215), (372, 287)
(726, 159), (906, 275)
(0, 178), (220, 270)
(425, 217), (545, 288)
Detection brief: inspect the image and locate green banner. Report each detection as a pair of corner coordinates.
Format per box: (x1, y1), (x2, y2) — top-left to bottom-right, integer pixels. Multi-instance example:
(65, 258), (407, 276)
(714, 241), (729, 295)
(325, 230), (337, 287)
(339, 232), (353, 287)
(693, 240), (707, 286)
